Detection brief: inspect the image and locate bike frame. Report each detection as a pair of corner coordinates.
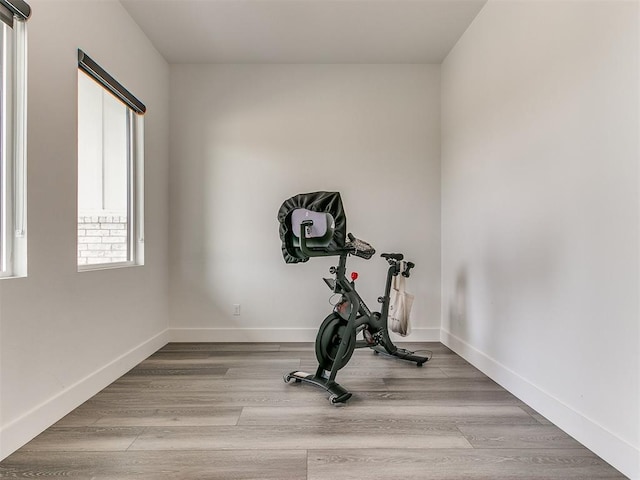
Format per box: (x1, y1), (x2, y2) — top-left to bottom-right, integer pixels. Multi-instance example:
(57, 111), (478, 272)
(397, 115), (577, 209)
(285, 220), (426, 404)
(330, 252), (401, 355)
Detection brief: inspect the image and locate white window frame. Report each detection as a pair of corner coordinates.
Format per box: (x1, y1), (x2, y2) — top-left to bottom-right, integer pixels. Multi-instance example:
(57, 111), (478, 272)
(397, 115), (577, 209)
(77, 50), (145, 272)
(0, 3), (28, 279)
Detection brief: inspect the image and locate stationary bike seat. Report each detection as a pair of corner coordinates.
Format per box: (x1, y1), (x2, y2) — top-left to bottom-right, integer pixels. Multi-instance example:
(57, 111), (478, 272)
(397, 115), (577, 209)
(381, 253), (404, 261)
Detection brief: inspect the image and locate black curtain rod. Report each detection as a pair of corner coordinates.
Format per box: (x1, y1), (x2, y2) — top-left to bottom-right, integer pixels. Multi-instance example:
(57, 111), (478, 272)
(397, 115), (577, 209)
(0, 0), (30, 20)
(78, 49), (146, 115)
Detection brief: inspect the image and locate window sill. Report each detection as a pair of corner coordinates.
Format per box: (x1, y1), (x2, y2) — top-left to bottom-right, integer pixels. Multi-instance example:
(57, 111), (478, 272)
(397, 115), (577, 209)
(77, 261), (143, 273)
(0, 272), (27, 280)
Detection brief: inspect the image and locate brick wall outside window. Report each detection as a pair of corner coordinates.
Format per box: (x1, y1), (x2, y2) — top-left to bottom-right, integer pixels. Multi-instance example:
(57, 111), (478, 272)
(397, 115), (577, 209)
(78, 216), (128, 265)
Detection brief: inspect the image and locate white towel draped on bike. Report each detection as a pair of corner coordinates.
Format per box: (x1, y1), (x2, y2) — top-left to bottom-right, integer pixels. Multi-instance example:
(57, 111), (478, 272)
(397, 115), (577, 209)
(388, 262), (414, 336)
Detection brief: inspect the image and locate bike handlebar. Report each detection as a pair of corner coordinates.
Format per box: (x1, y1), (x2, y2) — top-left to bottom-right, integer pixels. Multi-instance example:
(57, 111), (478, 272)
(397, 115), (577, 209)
(402, 261), (415, 278)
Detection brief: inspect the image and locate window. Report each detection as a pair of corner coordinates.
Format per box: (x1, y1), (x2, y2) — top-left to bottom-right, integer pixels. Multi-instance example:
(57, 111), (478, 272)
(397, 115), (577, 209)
(77, 50), (145, 270)
(0, 0), (29, 278)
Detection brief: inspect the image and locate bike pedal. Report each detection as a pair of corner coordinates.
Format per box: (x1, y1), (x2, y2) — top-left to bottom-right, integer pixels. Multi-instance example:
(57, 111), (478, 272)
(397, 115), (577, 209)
(363, 328), (376, 346)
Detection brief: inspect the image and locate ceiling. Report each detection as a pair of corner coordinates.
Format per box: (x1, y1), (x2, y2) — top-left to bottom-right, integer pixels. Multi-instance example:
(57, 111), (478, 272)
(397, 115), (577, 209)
(120, 0), (487, 64)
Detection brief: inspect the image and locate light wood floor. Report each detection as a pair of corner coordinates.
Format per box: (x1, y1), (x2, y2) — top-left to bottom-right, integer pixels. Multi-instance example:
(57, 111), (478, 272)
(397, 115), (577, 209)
(0, 342), (627, 479)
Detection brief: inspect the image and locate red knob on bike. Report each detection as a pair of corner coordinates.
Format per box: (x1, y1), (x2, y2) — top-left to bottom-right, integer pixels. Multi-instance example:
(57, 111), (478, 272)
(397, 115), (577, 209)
(351, 272), (358, 281)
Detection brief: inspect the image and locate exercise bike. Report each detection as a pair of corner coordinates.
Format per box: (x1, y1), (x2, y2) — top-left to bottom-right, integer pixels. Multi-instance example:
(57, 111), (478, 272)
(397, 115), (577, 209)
(277, 192), (429, 404)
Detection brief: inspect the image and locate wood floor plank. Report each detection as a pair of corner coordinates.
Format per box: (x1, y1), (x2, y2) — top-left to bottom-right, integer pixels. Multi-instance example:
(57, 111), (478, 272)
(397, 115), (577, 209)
(160, 342), (282, 352)
(414, 357), (472, 367)
(307, 449), (627, 479)
(335, 390), (528, 407)
(53, 409), (103, 427)
(226, 365), (449, 379)
(440, 366), (488, 378)
(518, 404), (555, 425)
(383, 377), (503, 392)
(155, 350), (313, 361)
(83, 389), (330, 408)
(19, 427), (145, 452)
(125, 367), (229, 377)
(129, 425), (472, 451)
(0, 450), (307, 479)
(97, 407), (241, 427)
(53, 406), (242, 427)
(139, 357), (300, 369)
(155, 389), (518, 407)
(239, 405), (538, 426)
(299, 354), (470, 370)
(220, 366), (288, 378)
(104, 377), (388, 393)
(149, 351), (210, 359)
(458, 424), (583, 449)
(341, 365), (449, 379)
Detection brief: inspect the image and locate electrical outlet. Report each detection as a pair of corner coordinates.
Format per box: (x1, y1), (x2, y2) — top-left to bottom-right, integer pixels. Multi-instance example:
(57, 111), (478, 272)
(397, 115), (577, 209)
(233, 304), (241, 316)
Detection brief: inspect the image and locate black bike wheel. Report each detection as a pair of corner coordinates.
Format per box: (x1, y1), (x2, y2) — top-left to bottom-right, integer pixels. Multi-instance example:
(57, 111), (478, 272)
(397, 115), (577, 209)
(315, 313), (356, 371)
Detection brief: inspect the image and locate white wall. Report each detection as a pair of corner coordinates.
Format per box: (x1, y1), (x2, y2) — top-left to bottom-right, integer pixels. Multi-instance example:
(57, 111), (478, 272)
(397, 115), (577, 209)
(169, 65), (440, 342)
(0, 0), (170, 459)
(441, 1), (639, 478)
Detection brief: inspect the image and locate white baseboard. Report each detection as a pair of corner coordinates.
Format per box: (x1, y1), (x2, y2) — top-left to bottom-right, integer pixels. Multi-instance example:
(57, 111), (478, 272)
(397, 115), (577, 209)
(169, 327), (441, 343)
(0, 329), (170, 461)
(440, 329), (640, 480)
